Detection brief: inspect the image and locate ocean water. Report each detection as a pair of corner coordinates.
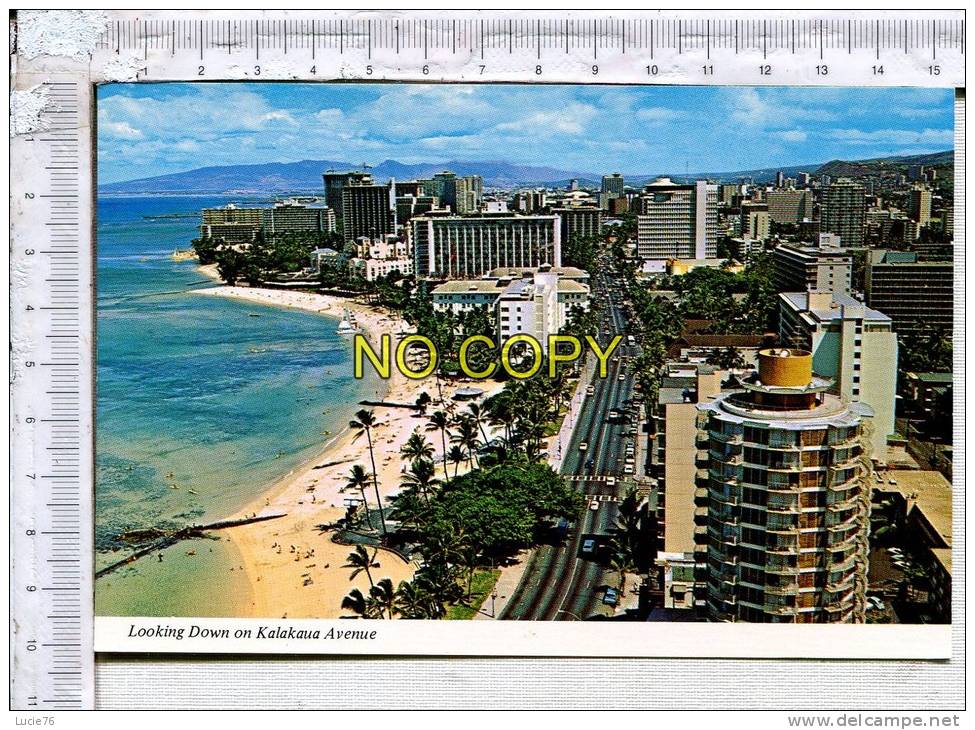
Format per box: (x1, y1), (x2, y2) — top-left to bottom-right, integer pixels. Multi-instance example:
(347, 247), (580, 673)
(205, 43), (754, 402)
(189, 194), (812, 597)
(95, 195), (376, 617)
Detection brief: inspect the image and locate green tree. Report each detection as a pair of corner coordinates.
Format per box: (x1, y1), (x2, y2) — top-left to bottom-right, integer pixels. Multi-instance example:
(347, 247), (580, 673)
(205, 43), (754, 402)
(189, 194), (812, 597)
(446, 445), (466, 479)
(400, 457), (439, 505)
(191, 235), (219, 264)
(393, 579), (436, 619)
(340, 587), (373, 618)
(415, 391), (432, 415)
(214, 247), (250, 286)
(349, 409), (388, 537)
(400, 432), (434, 464)
(706, 346), (746, 371)
(419, 461), (582, 558)
(342, 545), (380, 588)
(369, 578), (397, 620)
(451, 414), (482, 469)
(425, 410), (452, 481)
(342, 464), (372, 527)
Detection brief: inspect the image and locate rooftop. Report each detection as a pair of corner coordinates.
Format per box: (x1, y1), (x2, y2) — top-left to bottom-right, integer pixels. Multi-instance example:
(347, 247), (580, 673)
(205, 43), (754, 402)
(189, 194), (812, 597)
(875, 470), (952, 550)
(904, 372), (953, 384)
(485, 266), (589, 280)
(780, 291), (892, 324)
(432, 280), (505, 295)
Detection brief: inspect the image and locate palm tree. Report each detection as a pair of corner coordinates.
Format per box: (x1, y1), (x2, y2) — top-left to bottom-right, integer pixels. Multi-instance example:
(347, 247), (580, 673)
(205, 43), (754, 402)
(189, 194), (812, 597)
(609, 551), (636, 596)
(369, 577), (397, 619)
(446, 445), (466, 479)
(415, 391), (432, 415)
(350, 408), (387, 536)
(340, 587), (371, 618)
(342, 464), (371, 527)
(451, 415), (482, 469)
(425, 410), (452, 481)
(401, 457), (438, 505)
(400, 431), (434, 464)
(466, 402), (490, 444)
(394, 579), (434, 619)
(389, 490), (428, 531)
(343, 545), (380, 588)
(485, 390), (515, 443)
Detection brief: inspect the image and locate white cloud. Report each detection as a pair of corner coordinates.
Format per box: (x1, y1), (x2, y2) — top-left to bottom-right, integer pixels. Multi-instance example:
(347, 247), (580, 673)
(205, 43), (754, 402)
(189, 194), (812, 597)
(890, 107), (945, 119)
(496, 103), (597, 135)
(260, 110), (296, 124)
(102, 120), (143, 139)
(776, 129), (808, 143)
(826, 127), (954, 146)
(636, 107), (683, 122)
(314, 108), (344, 124)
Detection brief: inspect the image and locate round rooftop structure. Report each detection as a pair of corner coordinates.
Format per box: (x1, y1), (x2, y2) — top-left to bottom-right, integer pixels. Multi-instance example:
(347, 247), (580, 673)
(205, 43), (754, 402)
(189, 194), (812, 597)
(758, 348), (813, 388)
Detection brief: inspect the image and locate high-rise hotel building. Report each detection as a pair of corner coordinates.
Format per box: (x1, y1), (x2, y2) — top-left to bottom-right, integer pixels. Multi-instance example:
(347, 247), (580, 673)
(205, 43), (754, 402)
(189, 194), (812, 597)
(698, 349), (872, 623)
(636, 178), (719, 261)
(821, 178), (866, 248)
(411, 214), (561, 279)
(342, 181), (396, 243)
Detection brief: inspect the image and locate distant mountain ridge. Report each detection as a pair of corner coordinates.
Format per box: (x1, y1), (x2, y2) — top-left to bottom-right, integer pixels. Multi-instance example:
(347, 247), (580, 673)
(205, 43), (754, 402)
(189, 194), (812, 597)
(98, 150), (954, 195)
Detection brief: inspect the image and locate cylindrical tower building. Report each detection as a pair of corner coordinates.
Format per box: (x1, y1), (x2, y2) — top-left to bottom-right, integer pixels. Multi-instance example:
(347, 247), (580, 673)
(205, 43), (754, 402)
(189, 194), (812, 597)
(698, 348), (873, 623)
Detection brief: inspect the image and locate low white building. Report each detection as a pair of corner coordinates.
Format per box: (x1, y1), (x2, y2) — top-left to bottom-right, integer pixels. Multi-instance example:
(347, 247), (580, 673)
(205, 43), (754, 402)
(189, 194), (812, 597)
(351, 256), (414, 282)
(309, 247), (344, 271)
(432, 279), (507, 314)
(431, 265), (590, 351)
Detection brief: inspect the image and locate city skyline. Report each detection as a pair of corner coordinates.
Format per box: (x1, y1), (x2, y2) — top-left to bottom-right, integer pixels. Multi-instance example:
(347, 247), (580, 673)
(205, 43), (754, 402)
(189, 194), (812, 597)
(97, 83), (954, 184)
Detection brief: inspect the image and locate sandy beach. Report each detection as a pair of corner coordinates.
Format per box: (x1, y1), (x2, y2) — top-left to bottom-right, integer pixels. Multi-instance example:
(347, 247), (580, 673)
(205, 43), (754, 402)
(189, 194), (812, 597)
(191, 280), (501, 618)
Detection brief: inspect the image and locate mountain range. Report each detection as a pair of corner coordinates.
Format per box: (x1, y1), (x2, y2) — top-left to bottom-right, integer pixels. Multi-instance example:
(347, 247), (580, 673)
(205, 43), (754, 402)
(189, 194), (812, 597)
(98, 150), (954, 195)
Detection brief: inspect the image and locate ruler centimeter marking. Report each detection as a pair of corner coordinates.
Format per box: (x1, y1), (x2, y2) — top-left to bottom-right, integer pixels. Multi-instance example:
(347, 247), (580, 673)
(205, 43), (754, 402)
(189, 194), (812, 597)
(11, 78), (94, 711)
(94, 15), (964, 59)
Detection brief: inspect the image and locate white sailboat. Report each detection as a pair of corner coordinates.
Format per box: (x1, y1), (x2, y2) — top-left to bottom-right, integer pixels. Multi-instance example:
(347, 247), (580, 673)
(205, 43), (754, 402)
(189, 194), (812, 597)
(336, 308), (358, 335)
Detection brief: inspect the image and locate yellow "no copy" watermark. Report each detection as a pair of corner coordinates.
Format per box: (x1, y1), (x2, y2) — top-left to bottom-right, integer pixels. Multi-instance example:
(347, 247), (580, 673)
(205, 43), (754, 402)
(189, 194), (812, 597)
(353, 334), (623, 380)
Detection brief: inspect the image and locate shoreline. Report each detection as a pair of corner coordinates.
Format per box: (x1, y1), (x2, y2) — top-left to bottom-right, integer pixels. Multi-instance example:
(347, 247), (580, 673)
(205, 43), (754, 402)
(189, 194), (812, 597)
(188, 274), (499, 618)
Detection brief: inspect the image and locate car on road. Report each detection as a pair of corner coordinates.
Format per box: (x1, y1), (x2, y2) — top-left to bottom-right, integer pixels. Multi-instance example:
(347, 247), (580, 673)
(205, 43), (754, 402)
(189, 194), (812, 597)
(618, 373), (626, 381)
(585, 457), (595, 470)
(586, 385), (595, 396)
(579, 442), (588, 451)
(624, 465), (634, 474)
(602, 588), (619, 606)
(606, 476), (616, 487)
(588, 500), (600, 511)
(582, 538), (596, 554)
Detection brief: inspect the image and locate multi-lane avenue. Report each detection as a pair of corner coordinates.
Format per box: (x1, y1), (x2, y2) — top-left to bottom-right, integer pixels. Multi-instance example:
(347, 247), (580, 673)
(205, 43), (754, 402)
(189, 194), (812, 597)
(501, 262), (641, 621)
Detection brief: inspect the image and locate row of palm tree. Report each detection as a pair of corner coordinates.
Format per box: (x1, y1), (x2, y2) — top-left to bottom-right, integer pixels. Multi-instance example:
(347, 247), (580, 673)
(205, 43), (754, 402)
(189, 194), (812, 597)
(340, 545), (457, 619)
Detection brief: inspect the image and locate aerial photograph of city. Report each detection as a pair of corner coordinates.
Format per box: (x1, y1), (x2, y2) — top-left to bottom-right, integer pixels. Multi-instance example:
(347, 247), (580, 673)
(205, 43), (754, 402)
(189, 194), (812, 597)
(95, 83), (954, 625)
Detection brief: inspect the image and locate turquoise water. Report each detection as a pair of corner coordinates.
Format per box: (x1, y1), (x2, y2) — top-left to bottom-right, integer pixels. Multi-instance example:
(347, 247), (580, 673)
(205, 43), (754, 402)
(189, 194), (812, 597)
(95, 196), (375, 616)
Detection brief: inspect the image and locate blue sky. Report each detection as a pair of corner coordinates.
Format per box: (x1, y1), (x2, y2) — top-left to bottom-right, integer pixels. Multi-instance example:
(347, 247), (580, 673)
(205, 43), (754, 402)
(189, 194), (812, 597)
(97, 83), (954, 183)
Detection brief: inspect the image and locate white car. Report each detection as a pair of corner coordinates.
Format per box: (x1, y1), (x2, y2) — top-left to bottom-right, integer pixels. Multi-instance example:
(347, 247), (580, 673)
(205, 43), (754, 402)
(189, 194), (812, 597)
(623, 465), (634, 474)
(579, 442), (589, 451)
(606, 477), (616, 487)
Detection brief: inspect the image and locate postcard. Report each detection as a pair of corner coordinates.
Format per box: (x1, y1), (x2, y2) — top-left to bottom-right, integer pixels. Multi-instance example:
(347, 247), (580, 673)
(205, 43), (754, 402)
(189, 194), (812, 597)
(83, 81), (956, 656)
